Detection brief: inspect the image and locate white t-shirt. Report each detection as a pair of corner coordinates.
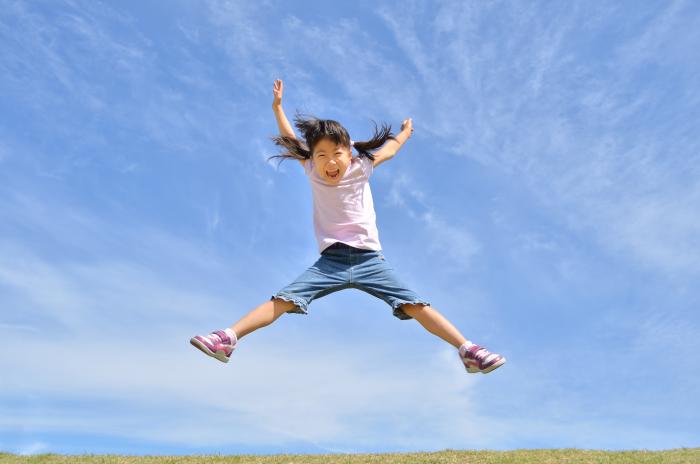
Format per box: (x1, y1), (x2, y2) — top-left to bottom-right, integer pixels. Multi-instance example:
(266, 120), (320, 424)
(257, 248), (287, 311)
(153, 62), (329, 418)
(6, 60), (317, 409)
(304, 155), (382, 253)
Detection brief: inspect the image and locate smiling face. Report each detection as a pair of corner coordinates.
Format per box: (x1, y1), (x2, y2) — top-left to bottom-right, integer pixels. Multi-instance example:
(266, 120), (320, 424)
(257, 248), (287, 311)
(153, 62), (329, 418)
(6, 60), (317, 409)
(312, 137), (353, 184)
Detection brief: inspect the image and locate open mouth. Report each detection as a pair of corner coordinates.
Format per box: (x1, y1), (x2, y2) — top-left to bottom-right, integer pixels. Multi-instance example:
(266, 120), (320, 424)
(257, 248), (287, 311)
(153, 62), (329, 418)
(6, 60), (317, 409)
(326, 170), (339, 179)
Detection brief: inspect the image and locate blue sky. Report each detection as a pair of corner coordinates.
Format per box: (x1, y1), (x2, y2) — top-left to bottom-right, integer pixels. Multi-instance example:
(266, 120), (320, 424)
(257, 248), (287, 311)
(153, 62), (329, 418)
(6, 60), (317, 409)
(1, 0), (699, 456)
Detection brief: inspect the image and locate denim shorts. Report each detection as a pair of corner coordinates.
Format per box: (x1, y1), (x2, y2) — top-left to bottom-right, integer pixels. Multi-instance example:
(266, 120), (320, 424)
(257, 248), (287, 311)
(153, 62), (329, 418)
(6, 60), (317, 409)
(270, 242), (431, 320)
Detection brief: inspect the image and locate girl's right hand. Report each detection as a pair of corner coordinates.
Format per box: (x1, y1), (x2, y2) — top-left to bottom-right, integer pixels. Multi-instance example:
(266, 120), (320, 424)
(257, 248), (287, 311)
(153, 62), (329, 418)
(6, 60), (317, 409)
(273, 79), (284, 106)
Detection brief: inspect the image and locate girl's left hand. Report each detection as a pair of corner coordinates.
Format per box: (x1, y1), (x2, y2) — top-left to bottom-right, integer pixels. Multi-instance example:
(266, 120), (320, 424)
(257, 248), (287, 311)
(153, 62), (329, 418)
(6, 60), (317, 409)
(401, 118), (414, 136)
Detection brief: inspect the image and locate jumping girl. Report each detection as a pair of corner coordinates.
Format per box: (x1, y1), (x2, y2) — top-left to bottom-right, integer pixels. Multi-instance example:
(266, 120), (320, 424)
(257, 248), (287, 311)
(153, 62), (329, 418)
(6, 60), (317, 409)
(190, 79), (506, 374)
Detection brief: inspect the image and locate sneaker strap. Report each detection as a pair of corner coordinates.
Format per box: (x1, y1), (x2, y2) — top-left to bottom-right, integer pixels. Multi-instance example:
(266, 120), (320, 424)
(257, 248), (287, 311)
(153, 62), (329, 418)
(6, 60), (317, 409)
(212, 330), (232, 345)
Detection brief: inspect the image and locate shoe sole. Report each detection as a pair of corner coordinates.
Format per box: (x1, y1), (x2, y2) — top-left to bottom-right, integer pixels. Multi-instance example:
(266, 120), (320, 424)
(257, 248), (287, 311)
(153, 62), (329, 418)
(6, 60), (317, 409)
(190, 337), (230, 363)
(464, 356), (506, 374)
(479, 356), (506, 374)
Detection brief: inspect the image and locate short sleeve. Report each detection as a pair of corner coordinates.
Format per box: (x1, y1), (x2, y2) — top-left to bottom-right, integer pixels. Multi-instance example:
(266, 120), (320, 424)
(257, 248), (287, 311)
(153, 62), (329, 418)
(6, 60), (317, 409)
(359, 155), (374, 177)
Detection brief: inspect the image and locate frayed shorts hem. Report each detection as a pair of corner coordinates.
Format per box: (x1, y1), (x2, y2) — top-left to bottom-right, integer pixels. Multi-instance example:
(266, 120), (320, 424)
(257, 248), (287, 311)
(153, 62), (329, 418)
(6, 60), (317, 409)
(271, 293), (309, 315)
(271, 293), (430, 321)
(391, 299), (431, 320)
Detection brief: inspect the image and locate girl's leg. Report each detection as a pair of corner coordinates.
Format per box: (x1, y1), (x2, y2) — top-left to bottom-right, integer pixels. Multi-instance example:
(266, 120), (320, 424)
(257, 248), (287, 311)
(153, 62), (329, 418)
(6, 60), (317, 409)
(402, 303), (507, 374)
(400, 304), (468, 349)
(230, 298), (296, 340)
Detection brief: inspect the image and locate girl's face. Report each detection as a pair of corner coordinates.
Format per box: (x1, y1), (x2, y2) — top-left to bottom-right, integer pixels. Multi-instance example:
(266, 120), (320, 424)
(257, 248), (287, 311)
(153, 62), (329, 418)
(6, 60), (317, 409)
(312, 138), (352, 184)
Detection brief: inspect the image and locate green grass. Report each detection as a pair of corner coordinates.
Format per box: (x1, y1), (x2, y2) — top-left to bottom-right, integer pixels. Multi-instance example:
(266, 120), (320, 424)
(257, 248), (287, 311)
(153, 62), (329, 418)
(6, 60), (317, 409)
(1, 449), (699, 464)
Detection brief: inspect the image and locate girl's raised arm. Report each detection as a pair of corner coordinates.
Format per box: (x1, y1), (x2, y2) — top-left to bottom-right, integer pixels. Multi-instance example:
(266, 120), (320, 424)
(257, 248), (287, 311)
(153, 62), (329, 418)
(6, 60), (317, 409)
(272, 79), (297, 140)
(372, 118), (414, 168)
(272, 79), (306, 168)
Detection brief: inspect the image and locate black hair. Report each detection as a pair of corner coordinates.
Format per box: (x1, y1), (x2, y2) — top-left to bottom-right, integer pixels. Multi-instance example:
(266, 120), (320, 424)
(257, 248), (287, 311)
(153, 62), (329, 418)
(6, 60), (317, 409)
(267, 111), (398, 168)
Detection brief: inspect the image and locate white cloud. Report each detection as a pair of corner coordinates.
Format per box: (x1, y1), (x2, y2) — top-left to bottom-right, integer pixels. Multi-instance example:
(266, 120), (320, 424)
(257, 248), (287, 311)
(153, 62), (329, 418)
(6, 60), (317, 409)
(0, 253), (235, 335)
(382, 170), (480, 272)
(0, 187), (485, 450)
(420, 211), (481, 272)
(1, 331), (486, 450)
(385, 171), (426, 211)
(2, 0), (699, 453)
(373, 0), (700, 280)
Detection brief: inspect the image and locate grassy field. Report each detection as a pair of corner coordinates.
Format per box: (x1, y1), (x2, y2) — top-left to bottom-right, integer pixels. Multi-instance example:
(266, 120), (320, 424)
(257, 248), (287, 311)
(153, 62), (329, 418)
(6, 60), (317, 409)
(1, 448), (699, 464)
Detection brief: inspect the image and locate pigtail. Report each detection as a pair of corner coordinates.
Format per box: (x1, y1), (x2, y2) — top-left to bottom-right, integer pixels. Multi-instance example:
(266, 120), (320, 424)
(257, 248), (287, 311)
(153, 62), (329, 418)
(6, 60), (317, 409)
(266, 134), (311, 168)
(352, 119), (397, 162)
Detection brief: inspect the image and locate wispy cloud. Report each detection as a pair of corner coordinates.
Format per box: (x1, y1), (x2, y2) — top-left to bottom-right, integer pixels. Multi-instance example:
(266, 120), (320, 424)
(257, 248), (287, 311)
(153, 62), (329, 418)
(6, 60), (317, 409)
(2, 0), (699, 454)
(374, 0), (700, 280)
(0, 186), (486, 451)
(2, 330), (486, 450)
(383, 170), (481, 272)
(419, 211), (481, 272)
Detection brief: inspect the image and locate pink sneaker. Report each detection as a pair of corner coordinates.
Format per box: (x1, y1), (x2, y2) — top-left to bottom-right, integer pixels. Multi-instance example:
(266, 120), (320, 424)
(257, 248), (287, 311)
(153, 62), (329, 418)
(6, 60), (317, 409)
(190, 330), (236, 363)
(459, 343), (506, 374)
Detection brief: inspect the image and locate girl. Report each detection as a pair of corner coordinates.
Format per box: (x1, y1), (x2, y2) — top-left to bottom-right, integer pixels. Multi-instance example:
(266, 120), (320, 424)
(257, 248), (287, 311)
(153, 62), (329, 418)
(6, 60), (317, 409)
(190, 79), (506, 374)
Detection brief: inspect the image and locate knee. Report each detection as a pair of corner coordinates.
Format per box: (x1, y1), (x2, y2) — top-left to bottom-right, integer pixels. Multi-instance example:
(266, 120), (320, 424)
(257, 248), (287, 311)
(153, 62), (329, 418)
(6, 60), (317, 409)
(400, 303), (429, 317)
